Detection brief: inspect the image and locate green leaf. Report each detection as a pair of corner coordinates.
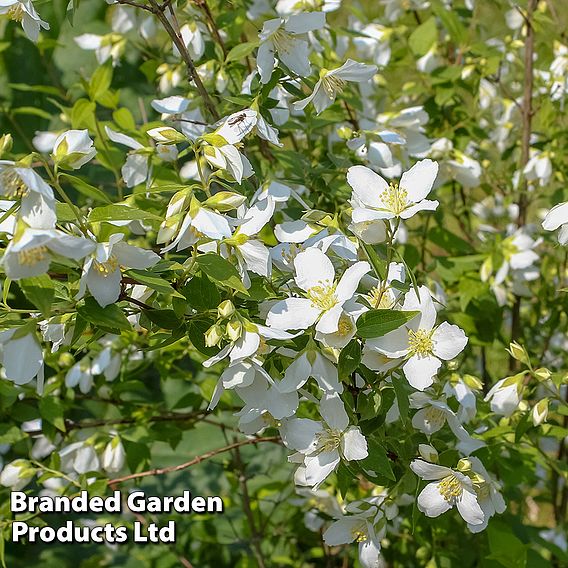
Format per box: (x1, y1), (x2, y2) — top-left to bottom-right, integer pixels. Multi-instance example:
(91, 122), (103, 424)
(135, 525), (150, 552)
(126, 269), (180, 296)
(142, 309), (181, 330)
(392, 375), (409, 420)
(338, 339), (361, 379)
(356, 309), (418, 339)
(362, 243), (387, 279)
(225, 41), (260, 63)
(39, 397), (66, 432)
(113, 107), (137, 131)
(19, 275), (54, 316)
(78, 297), (131, 331)
(487, 521), (527, 568)
(71, 99), (96, 130)
(0, 424), (27, 445)
(428, 226), (474, 255)
(12, 107), (52, 120)
(196, 253), (248, 294)
(88, 204), (162, 222)
(182, 274), (221, 309)
(360, 440), (395, 481)
(408, 16), (438, 56)
(59, 173), (112, 203)
(432, 1), (468, 45)
(89, 62), (113, 102)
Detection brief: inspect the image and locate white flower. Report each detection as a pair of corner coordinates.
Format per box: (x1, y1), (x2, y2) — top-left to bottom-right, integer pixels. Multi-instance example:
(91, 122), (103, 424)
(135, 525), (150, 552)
(59, 442), (100, 475)
(0, 0), (49, 42)
(281, 393), (368, 486)
(410, 459), (485, 526)
(484, 375), (523, 416)
(2, 228), (95, 280)
(542, 201), (568, 244)
(0, 160), (56, 228)
(52, 130), (97, 170)
(467, 457), (506, 533)
(266, 247), (370, 334)
(276, 348), (342, 393)
(0, 459), (34, 490)
(102, 436), (126, 473)
(65, 360), (93, 394)
(348, 159), (439, 222)
(323, 506), (384, 568)
(523, 150), (552, 187)
(257, 12), (326, 83)
(0, 328), (43, 385)
(74, 32), (125, 65)
(365, 286), (468, 390)
(294, 59), (377, 114)
(314, 299), (366, 349)
(77, 234), (160, 308)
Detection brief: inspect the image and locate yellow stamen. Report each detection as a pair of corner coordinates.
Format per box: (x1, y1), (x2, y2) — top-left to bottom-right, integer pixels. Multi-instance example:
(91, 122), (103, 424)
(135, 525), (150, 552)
(380, 182), (408, 215)
(322, 74), (346, 97)
(438, 475), (463, 502)
(1, 169), (28, 198)
(307, 282), (338, 311)
(8, 4), (24, 22)
(93, 254), (119, 276)
(366, 285), (394, 309)
(408, 328), (434, 357)
(18, 245), (48, 266)
(316, 429), (342, 452)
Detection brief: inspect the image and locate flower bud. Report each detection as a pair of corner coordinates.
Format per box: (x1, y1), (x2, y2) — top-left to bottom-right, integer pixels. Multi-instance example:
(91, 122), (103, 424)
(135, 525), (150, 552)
(0, 459), (35, 490)
(457, 458), (472, 473)
(52, 129), (97, 170)
(102, 437), (126, 473)
(226, 320), (242, 342)
(532, 398), (549, 426)
(480, 256), (492, 282)
(0, 133), (13, 157)
(147, 126), (186, 144)
(203, 191), (247, 212)
(418, 444), (438, 463)
(204, 324), (223, 347)
(508, 341), (529, 366)
(534, 367), (551, 381)
(217, 300), (235, 319)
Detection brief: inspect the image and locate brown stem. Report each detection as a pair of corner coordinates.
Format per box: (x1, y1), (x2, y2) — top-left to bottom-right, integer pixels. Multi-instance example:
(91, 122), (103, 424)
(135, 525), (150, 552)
(109, 436), (280, 486)
(233, 439), (267, 568)
(510, 0), (537, 370)
(192, 0), (227, 57)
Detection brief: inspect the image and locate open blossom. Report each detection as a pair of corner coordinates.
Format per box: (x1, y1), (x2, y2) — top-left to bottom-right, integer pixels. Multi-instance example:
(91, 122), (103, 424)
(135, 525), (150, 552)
(364, 286), (468, 390)
(0, 328), (43, 386)
(77, 234), (160, 308)
(75, 32), (126, 65)
(348, 159), (439, 222)
(0, 0), (49, 42)
(2, 228), (95, 280)
(294, 59), (377, 114)
(542, 201), (568, 244)
(266, 247), (370, 334)
(410, 458), (485, 526)
(257, 12), (326, 83)
(281, 393), (368, 487)
(0, 160), (56, 228)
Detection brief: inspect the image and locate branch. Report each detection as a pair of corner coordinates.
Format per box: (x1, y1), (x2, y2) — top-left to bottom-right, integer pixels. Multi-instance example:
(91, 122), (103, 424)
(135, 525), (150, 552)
(109, 436), (280, 486)
(510, 0), (538, 370)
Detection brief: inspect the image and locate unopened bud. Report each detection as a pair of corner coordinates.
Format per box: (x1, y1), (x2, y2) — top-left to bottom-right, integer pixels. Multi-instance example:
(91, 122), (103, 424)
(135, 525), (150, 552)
(203, 191), (247, 212)
(534, 367), (551, 381)
(204, 324), (223, 347)
(0, 133), (13, 157)
(480, 257), (492, 282)
(218, 300), (235, 319)
(532, 398), (549, 426)
(457, 458), (472, 473)
(508, 341), (529, 366)
(418, 444), (438, 463)
(147, 126), (186, 144)
(226, 320), (242, 342)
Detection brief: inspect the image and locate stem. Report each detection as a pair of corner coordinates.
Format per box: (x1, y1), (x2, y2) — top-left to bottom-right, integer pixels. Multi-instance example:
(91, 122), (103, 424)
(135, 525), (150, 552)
(510, 0), (537, 370)
(109, 436), (279, 486)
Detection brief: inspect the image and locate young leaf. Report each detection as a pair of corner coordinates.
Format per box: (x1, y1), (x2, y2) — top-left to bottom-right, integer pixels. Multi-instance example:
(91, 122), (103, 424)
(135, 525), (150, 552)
(357, 309), (419, 339)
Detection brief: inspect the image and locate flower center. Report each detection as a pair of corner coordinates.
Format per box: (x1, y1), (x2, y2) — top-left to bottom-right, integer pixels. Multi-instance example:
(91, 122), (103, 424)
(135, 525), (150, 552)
(351, 526), (368, 543)
(1, 169), (28, 198)
(380, 182), (408, 215)
(337, 314), (354, 337)
(93, 254), (119, 276)
(271, 28), (294, 55)
(18, 245), (49, 266)
(261, 412), (282, 428)
(424, 406), (446, 427)
(322, 74), (346, 98)
(316, 429), (342, 452)
(366, 285), (394, 309)
(408, 328), (434, 357)
(281, 243), (304, 264)
(438, 475), (463, 502)
(307, 282), (338, 311)
(8, 4), (24, 22)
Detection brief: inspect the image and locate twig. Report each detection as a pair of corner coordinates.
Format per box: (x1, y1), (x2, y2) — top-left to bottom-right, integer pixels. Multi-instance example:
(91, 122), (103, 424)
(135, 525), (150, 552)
(510, 0), (537, 370)
(109, 436), (280, 486)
